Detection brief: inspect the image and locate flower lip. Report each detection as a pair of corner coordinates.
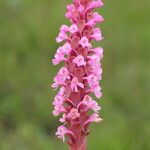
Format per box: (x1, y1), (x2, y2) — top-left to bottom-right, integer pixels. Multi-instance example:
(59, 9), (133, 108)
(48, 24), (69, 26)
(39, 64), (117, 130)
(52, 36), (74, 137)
(71, 77), (84, 92)
(84, 113), (103, 131)
(73, 55), (86, 67)
(69, 24), (79, 34)
(77, 95), (101, 112)
(68, 108), (80, 119)
(79, 36), (92, 48)
(56, 125), (76, 143)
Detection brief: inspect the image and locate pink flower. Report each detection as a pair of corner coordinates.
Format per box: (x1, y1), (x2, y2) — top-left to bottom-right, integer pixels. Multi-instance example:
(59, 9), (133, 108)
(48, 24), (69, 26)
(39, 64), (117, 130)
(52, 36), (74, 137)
(78, 5), (84, 13)
(88, 47), (103, 62)
(78, 95), (101, 113)
(58, 86), (65, 95)
(79, 36), (92, 48)
(86, 0), (103, 11)
(68, 108), (80, 119)
(52, 95), (64, 106)
(65, 4), (76, 21)
(88, 54), (101, 62)
(59, 114), (67, 123)
(92, 47), (103, 59)
(73, 55), (86, 66)
(88, 60), (102, 79)
(93, 85), (102, 98)
(52, 51), (66, 65)
(84, 113), (103, 130)
(93, 12), (104, 23)
(67, 4), (75, 12)
(87, 113), (102, 123)
(96, 0), (104, 8)
(86, 19), (96, 27)
(56, 126), (68, 142)
(52, 105), (66, 116)
(52, 43), (72, 65)
(52, 67), (70, 89)
(52, 0), (104, 149)
(56, 32), (68, 43)
(59, 67), (70, 79)
(56, 126), (76, 143)
(85, 74), (99, 87)
(82, 95), (101, 112)
(71, 77), (84, 92)
(69, 24), (78, 34)
(62, 42), (72, 54)
(91, 28), (103, 41)
(56, 43), (71, 56)
(86, 13), (104, 27)
(84, 74), (102, 98)
(60, 25), (69, 32)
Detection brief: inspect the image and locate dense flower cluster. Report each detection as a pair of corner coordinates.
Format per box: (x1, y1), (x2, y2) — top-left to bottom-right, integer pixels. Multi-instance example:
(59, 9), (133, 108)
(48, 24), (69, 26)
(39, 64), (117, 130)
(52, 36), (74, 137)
(52, 0), (104, 149)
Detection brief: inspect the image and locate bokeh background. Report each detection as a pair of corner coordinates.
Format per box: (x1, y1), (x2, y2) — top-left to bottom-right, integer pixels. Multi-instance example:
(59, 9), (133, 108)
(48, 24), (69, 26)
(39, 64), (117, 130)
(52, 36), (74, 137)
(0, 0), (150, 149)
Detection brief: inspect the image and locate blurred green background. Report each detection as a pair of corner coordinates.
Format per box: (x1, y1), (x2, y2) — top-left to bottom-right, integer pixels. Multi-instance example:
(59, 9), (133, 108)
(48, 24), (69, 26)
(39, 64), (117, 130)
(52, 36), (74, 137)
(0, 0), (150, 149)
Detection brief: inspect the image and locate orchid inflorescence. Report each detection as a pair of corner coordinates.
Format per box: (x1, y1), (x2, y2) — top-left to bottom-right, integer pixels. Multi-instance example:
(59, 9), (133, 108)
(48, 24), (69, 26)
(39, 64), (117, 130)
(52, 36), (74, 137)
(52, 0), (104, 149)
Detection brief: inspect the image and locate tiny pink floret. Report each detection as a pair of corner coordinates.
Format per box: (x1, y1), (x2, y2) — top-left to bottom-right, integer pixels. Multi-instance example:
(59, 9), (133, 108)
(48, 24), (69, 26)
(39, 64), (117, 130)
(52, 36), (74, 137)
(79, 36), (91, 48)
(73, 55), (86, 66)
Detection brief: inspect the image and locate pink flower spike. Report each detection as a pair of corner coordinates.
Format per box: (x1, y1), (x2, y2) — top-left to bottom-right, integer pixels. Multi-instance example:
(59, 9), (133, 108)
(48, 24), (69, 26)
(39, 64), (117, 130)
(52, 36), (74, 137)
(71, 77), (84, 92)
(52, 0), (104, 149)
(69, 24), (78, 34)
(73, 55), (86, 66)
(79, 36), (91, 48)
